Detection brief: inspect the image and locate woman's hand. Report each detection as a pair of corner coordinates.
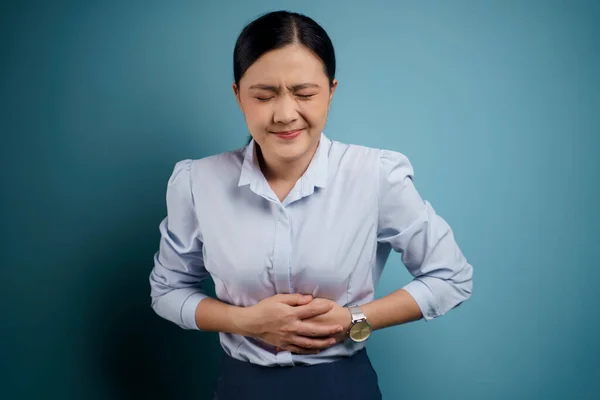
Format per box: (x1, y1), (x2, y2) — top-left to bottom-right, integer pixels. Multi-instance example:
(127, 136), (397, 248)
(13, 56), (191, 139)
(302, 301), (352, 345)
(238, 294), (345, 354)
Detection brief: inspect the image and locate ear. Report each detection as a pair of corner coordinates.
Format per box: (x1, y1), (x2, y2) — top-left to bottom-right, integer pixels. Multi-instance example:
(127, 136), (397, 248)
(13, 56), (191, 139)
(232, 83), (242, 109)
(328, 79), (338, 102)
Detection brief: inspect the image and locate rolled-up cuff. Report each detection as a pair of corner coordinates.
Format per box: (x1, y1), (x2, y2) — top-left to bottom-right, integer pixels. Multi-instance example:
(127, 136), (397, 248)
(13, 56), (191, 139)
(402, 279), (439, 321)
(180, 291), (209, 330)
(151, 288), (209, 330)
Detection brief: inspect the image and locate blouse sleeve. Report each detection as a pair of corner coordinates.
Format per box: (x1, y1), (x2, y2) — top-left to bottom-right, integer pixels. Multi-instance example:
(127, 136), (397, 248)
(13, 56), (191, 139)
(377, 150), (473, 321)
(149, 159), (210, 330)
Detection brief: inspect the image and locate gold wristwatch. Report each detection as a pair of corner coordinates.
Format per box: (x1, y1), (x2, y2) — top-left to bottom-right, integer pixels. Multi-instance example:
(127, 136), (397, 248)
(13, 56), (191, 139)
(347, 305), (372, 343)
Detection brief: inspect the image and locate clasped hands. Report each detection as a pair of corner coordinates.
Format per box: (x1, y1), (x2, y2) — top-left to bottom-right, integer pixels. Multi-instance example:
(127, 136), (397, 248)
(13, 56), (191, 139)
(239, 293), (351, 355)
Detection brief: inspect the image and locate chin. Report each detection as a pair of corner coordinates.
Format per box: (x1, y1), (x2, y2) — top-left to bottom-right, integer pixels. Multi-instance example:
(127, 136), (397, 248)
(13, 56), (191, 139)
(278, 135), (318, 158)
(272, 143), (309, 161)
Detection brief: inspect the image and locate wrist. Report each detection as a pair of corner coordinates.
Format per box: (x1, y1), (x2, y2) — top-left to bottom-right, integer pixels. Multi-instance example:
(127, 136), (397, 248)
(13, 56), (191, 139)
(346, 304), (373, 343)
(341, 306), (353, 332)
(360, 303), (373, 327)
(231, 305), (257, 337)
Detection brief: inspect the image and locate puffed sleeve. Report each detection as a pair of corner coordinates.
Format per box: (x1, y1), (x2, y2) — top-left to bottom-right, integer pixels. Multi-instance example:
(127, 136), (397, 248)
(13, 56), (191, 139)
(149, 159), (210, 330)
(377, 150), (473, 321)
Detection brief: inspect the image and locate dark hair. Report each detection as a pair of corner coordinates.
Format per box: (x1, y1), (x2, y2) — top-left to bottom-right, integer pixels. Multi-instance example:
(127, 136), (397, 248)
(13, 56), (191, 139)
(233, 10), (336, 88)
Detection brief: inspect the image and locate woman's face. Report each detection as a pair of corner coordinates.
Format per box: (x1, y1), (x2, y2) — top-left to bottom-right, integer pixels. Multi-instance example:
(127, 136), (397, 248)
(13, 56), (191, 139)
(234, 44), (337, 165)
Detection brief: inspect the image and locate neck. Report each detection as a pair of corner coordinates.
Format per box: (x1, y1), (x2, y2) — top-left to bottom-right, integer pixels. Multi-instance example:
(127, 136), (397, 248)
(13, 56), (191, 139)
(257, 142), (319, 185)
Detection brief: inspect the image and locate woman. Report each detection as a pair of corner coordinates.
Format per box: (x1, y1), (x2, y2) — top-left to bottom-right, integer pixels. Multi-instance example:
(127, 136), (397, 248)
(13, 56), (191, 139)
(149, 10), (473, 400)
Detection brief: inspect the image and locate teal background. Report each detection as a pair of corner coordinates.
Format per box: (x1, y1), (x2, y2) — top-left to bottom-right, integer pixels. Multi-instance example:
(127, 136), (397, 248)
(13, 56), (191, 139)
(2, 0), (599, 399)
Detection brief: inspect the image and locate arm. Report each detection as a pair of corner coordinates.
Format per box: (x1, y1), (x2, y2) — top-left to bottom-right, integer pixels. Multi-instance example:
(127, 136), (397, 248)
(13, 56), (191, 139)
(361, 287), (423, 329)
(149, 160), (210, 330)
(306, 288), (422, 338)
(148, 160), (255, 333)
(307, 150), (473, 335)
(372, 149), (473, 325)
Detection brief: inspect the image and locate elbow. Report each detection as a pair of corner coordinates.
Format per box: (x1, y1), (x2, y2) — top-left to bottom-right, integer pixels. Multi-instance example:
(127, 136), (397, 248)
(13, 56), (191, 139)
(149, 273), (163, 314)
(460, 262), (473, 300)
(408, 253), (473, 320)
(463, 275), (473, 301)
(430, 261), (473, 316)
(149, 291), (169, 323)
(150, 295), (160, 315)
(450, 262), (473, 309)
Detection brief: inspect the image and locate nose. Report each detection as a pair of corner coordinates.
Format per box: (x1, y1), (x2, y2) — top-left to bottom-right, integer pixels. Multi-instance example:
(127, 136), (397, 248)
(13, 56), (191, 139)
(272, 95), (298, 125)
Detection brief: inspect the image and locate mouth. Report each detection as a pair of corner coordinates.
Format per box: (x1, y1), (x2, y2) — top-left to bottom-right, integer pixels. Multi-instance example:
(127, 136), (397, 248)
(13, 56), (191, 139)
(271, 129), (304, 140)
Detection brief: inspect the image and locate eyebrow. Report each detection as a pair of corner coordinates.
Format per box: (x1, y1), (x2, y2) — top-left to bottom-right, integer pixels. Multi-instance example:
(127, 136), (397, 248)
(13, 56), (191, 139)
(248, 83), (320, 92)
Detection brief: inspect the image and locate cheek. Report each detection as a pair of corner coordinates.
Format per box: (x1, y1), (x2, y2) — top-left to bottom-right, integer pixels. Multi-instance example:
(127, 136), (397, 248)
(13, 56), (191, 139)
(243, 102), (270, 127)
(300, 100), (329, 126)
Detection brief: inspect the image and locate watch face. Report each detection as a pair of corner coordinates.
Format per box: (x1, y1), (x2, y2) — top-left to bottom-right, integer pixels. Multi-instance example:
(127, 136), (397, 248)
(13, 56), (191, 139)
(349, 321), (372, 342)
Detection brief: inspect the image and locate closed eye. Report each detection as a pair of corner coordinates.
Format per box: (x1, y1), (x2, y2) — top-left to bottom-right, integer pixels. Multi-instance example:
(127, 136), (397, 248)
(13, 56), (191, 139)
(297, 94), (315, 99)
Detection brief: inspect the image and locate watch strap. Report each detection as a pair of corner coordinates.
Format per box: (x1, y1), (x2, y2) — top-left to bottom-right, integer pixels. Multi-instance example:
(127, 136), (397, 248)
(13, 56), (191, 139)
(348, 305), (366, 323)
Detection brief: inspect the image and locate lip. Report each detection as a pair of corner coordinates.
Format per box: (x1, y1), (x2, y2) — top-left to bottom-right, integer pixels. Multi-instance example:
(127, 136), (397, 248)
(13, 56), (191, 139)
(272, 129), (304, 140)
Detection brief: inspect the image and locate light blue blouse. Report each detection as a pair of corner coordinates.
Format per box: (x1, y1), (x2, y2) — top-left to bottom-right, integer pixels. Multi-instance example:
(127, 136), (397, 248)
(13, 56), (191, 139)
(149, 133), (473, 367)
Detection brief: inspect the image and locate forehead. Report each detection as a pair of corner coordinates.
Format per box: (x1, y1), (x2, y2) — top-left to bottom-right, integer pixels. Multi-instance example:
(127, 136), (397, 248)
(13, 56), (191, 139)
(241, 44), (328, 86)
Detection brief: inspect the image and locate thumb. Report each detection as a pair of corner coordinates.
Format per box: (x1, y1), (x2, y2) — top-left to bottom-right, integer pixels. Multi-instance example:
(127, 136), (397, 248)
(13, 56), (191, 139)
(276, 293), (313, 306)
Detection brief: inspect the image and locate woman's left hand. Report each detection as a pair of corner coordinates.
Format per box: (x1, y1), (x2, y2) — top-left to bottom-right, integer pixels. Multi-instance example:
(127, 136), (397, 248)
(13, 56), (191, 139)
(273, 299), (351, 353)
(300, 299), (351, 345)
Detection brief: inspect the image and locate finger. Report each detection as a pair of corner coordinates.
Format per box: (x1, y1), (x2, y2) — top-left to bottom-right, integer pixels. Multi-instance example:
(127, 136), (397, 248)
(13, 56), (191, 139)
(295, 300), (334, 319)
(291, 336), (337, 351)
(295, 321), (344, 338)
(283, 344), (320, 355)
(275, 293), (313, 306)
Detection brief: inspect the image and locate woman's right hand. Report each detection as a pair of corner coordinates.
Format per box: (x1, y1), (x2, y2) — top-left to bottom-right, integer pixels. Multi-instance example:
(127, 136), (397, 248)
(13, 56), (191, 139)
(237, 293), (345, 354)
